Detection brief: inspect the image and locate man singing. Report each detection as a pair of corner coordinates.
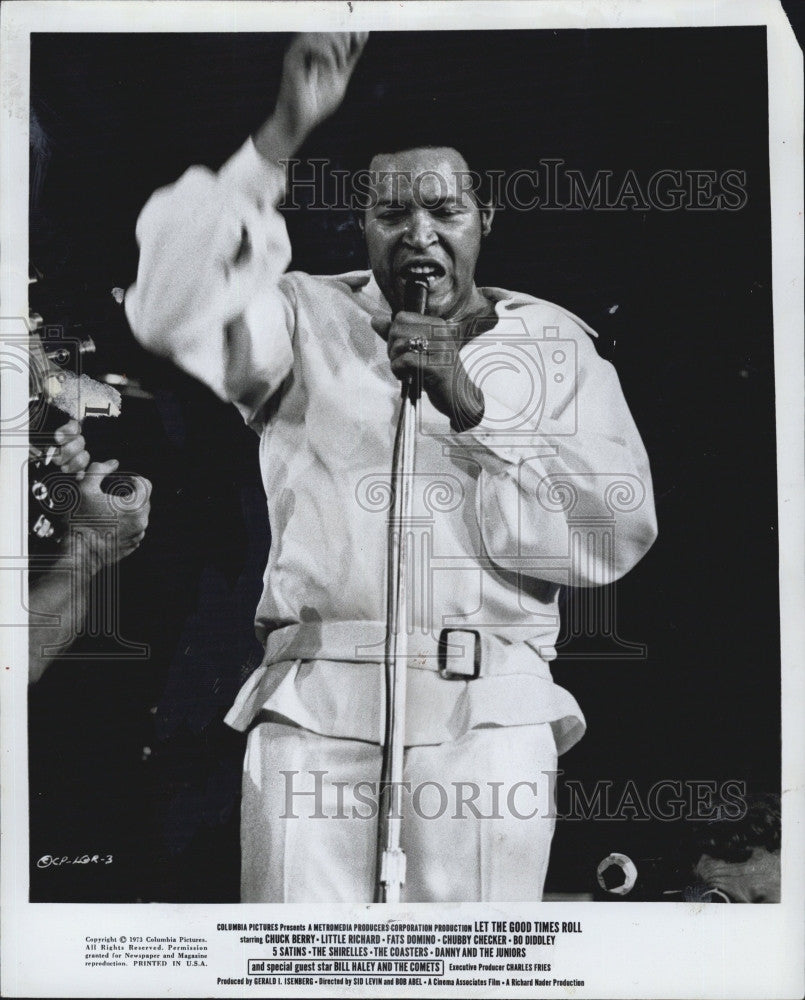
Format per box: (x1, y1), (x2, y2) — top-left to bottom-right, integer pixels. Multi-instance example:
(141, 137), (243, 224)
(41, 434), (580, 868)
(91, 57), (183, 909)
(126, 33), (657, 903)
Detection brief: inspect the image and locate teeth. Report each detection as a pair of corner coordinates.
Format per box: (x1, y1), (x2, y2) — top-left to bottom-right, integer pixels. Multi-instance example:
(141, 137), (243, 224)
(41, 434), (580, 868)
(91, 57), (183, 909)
(404, 264), (442, 277)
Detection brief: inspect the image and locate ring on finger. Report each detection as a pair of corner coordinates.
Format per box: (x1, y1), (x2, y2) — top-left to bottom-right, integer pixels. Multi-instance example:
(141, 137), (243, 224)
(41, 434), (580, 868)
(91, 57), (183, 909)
(408, 336), (429, 355)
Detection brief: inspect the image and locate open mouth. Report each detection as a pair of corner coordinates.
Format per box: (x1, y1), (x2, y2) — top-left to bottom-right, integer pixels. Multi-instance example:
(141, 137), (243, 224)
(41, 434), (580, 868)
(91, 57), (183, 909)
(399, 260), (447, 285)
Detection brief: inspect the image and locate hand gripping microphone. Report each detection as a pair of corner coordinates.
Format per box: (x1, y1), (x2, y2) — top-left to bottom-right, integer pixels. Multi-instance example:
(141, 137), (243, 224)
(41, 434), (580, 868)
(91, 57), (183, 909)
(402, 277), (429, 402)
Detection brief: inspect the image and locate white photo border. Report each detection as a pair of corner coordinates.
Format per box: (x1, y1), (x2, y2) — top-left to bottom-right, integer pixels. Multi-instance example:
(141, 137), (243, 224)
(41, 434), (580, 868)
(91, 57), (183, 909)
(1, 2), (802, 998)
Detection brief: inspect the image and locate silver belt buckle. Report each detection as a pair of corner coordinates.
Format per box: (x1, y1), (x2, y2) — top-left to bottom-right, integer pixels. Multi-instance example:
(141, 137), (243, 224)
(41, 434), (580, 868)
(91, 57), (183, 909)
(438, 629), (481, 680)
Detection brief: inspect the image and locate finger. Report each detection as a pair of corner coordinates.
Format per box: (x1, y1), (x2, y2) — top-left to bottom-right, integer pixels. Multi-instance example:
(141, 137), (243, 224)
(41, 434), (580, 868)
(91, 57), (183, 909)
(122, 530), (146, 548)
(330, 33), (350, 71)
(339, 31), (363, 68)
(61, 449), (90, 476)
(302, 35), (339, 76)
(123, 506), (149, 530)
(371, 317), (392, 340)
(348, 32), (369, 61)
(387, 329), (436, 361)
(388, 334), (411, 361)
(85, 458), (120, 477)
(53, 420), (80, 445)
(345, 32), (368, 68)
(387, 323), (430, 356)
(130, 475), (153, 501)
(390, 353), (426, 381)
(383, 313), (437, 343)
(54, 435), (86, 464)
(128, 505), (150, 531)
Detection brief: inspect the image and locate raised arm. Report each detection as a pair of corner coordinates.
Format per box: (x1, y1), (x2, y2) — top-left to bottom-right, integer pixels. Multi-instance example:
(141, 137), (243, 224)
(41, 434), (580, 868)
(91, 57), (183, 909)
(125, 33), (368, 424)
(254, 33), (368, 167)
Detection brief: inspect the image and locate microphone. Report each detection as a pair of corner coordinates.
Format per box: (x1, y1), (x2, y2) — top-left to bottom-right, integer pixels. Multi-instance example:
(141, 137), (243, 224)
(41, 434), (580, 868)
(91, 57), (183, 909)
(404, 277), (429, 315)
(402, 278), (428, 402)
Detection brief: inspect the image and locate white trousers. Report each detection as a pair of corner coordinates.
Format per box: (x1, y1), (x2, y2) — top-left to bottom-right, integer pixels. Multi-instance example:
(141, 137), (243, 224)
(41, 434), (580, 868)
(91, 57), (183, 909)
(240, 719), (558, 903)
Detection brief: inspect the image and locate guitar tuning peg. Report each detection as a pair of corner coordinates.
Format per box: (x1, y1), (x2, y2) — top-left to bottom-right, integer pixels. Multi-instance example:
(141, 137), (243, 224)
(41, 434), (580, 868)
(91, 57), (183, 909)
(45, 347), (71, 365)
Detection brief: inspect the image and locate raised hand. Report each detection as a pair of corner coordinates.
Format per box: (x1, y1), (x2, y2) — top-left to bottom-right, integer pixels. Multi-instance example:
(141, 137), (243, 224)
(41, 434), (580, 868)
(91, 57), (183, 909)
(256, 32), (369, 163)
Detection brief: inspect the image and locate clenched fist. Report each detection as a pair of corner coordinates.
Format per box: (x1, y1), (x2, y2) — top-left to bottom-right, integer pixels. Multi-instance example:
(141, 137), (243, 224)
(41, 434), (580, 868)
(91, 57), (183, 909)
(371, 312), (486, 432)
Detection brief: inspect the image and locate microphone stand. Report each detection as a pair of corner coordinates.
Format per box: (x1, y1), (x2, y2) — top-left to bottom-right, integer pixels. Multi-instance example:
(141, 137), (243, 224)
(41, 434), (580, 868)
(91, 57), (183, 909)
(374, 278), (428, 903)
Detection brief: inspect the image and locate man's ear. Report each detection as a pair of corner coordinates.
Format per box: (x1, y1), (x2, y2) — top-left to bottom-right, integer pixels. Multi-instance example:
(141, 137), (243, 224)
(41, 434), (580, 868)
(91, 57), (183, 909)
(480, 204), (495, 237)
(357, 211), (366, 235)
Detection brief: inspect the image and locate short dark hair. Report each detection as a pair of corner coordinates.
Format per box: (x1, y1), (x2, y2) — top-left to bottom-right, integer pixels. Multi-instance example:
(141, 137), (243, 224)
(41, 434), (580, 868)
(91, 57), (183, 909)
(687, 792), (780, 863)
(333, 97), (493, 210)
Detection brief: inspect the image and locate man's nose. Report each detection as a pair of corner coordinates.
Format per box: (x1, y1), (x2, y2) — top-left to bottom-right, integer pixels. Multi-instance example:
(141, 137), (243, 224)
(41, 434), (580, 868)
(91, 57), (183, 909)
(403, 211), (437, 250)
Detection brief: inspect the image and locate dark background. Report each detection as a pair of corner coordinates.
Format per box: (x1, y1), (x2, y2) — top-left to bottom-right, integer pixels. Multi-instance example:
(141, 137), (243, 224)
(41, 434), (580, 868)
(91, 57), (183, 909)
(28, 27), (779, 902)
